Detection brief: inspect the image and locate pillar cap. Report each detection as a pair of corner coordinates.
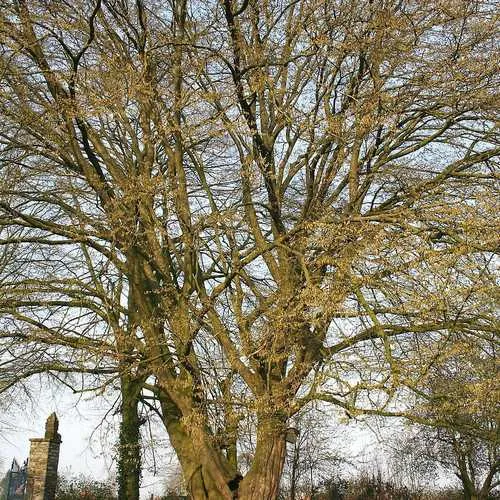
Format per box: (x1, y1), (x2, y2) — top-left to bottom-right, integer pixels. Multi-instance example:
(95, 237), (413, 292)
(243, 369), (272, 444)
(30, 413), (62, 442)
(44, 413), (61, 442)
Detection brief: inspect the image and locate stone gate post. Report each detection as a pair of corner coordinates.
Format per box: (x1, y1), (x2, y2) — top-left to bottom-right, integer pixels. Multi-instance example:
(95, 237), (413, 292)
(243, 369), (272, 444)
(26, 413), (62, 500)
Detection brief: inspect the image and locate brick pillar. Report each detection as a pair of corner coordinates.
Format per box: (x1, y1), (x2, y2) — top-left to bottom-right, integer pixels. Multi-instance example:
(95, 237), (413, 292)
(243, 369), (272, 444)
(26, 413), (62, 500)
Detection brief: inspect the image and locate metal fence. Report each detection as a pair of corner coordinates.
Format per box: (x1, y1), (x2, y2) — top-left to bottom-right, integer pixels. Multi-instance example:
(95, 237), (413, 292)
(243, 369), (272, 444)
(5, 458), (27, 500)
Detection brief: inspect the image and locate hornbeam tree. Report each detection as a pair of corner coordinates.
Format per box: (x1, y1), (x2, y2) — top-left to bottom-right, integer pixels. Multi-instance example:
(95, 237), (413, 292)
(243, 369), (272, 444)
(0, 0), (498, 499)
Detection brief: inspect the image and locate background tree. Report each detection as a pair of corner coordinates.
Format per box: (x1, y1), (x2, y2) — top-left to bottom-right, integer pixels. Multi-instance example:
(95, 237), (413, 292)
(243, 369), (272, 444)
(392, 336), (499, 500)
(0, 478), (6, 500)
(0, 0), (498, 498)
(280, 409), (343, 500)
(0, 468), (6, 500)
(162, 463), (189, 497)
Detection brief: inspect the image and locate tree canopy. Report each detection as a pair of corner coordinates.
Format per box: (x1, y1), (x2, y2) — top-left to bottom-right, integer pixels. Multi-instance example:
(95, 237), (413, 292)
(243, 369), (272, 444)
(0, 0), (498, 498)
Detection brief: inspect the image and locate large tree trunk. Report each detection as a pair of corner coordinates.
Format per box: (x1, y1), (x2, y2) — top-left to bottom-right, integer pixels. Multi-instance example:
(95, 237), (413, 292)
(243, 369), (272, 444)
(158, 380), (288, 500)
(238, 416), (288, 500)
(174, 425), (285, 500)
(158, 391), (239, 499)
(117, 375), (142, 500)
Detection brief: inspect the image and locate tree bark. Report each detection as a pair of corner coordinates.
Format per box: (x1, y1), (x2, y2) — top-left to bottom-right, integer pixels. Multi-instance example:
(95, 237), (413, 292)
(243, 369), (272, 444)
(290, 442), (299, 500)
(158, 391), (239, 499)
(158, 392), (289, 499)
(117, 376), (142, 500)
(238, 416), (287, 500)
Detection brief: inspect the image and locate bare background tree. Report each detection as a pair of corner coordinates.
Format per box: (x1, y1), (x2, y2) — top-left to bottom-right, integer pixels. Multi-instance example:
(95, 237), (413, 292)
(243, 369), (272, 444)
(391, 336), (499, 500)
(279, 408), (343, 500)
